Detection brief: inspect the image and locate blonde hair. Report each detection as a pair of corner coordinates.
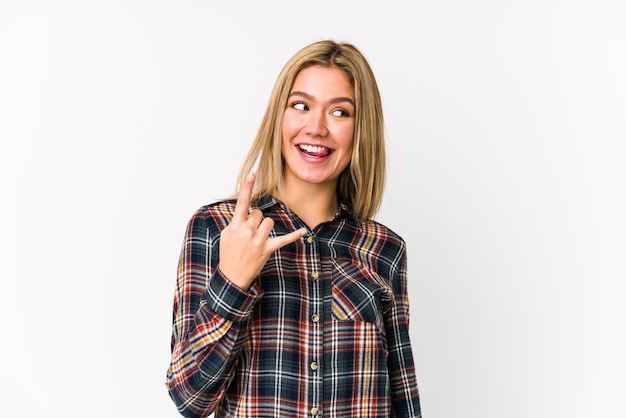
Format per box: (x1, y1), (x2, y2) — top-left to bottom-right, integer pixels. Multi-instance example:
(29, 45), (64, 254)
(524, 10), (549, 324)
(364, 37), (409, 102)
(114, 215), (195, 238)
(235, 40), (386, 222)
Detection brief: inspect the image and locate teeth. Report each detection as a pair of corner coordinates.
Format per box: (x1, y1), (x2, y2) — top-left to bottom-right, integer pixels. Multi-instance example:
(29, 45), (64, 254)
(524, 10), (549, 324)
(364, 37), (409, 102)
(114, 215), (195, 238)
(299, 144), (328, 153)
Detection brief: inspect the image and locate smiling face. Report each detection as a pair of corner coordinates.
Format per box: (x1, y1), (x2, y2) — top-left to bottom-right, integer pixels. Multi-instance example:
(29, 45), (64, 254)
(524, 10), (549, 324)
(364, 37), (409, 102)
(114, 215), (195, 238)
(281, 65), (355, 195)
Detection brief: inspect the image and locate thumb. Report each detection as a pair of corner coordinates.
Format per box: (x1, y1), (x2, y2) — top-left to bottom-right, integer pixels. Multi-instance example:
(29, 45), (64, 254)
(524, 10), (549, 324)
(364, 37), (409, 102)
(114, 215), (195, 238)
(267, 228), (307, 253)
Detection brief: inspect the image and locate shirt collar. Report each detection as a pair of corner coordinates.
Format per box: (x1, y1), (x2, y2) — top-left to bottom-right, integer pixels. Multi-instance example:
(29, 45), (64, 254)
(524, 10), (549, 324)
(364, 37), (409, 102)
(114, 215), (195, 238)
(254, 196), (355, 222)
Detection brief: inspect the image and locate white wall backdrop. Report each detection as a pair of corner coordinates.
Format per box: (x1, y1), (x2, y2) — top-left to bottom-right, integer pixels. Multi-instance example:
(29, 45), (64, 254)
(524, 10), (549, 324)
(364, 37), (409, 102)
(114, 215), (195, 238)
(1, 1), (624, 417)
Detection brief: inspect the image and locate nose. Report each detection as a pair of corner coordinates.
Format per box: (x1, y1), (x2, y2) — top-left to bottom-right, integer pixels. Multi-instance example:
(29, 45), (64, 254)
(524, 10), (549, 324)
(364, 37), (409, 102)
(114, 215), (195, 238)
(305, 110), (329, 138)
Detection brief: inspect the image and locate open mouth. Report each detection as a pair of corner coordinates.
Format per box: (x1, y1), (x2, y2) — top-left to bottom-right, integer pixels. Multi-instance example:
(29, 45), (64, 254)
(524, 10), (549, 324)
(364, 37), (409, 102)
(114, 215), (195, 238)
(298, 144), (332, 158)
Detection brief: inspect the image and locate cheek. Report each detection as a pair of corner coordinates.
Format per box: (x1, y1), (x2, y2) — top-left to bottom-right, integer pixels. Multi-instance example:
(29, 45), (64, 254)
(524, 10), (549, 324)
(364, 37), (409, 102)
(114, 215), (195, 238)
(282, 121), (298, 147)
(337, 126), (355, 149)
(281, 118), (293, 149)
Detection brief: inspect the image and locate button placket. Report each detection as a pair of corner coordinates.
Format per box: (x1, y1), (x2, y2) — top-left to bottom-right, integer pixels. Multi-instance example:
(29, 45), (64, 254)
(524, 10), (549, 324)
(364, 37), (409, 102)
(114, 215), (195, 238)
(306, 233), (322, 416)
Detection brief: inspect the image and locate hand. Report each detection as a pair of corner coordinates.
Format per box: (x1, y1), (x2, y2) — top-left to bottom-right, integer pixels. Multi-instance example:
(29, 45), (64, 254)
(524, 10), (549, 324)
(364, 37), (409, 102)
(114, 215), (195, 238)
(218, 173), (307, 290)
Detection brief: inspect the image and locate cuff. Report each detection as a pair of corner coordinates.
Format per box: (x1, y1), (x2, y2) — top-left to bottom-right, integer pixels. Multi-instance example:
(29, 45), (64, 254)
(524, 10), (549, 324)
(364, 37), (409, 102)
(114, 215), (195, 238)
(203, 267), (263, 323)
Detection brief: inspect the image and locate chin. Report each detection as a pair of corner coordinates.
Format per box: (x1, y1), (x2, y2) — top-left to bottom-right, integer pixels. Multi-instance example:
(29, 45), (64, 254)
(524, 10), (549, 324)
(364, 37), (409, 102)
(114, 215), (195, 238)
(299, 175), (329, 185)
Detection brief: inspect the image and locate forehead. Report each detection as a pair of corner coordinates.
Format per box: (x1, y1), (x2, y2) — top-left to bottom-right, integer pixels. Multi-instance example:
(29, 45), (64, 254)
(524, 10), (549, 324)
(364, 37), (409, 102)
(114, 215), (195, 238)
(290, 66), (354, 98)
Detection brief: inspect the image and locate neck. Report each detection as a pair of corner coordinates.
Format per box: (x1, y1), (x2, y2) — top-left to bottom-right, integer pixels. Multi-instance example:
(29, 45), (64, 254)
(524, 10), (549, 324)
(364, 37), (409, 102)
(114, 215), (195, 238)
(276, 180), (339, 229)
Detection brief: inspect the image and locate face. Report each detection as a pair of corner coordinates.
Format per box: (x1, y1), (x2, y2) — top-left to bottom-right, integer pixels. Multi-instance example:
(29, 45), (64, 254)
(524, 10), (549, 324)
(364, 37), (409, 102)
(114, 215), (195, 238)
(281, 65), (355, 192)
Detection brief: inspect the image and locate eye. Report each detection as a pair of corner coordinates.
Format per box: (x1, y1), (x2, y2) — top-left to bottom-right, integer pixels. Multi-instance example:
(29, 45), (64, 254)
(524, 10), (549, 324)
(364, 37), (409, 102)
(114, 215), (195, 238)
(291, 101), (308, 111)
(331, 108), (351, 117)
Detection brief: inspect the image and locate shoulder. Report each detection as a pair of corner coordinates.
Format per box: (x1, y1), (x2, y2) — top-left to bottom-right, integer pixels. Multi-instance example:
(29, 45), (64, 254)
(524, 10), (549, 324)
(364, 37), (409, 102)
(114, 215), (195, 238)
(194, 199), (238, 218)
(357, 219), (406, 250)
(337, 218), (407, 272)
(186, 199), (238, 231)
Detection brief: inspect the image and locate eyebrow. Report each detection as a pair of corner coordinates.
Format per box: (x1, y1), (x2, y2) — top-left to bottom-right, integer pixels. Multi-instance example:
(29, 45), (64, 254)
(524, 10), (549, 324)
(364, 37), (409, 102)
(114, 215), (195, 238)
(288, 91), (355, 107)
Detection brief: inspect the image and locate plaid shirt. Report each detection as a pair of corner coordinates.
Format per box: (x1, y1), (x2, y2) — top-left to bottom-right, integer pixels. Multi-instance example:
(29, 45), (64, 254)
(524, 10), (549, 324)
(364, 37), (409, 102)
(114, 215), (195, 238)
(167, 197), (421, 417)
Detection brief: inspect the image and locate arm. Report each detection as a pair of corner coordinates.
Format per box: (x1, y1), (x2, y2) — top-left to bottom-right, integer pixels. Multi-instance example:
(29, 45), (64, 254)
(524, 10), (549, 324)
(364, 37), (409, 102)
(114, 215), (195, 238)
(166, 211), (262, 418)
(167, 175), (306, 417)
(385, 241), (422, 418)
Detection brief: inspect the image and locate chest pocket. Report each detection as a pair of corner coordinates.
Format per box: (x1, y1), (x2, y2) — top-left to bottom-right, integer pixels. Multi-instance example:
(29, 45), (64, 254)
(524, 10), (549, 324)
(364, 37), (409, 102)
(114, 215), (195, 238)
(331, 258), (394, 330)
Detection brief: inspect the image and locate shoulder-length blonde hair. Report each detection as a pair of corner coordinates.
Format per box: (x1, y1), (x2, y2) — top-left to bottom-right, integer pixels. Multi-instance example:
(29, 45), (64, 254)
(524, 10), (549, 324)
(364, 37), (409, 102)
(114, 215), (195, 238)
(236, 40), (386, 223)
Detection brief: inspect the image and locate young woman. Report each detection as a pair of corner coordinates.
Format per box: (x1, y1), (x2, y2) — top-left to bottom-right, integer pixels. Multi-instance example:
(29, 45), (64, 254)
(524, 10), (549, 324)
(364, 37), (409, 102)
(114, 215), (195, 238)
(166, 40), (422, 418)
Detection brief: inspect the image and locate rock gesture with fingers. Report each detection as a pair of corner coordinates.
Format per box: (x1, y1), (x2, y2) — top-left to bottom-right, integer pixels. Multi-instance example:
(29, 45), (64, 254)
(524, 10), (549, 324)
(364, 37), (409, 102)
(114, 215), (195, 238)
(218, 173), (307, 290)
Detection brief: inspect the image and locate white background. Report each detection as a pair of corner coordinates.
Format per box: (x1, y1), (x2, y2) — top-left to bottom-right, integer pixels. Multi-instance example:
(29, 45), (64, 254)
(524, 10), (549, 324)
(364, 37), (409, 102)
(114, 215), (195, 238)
(1, 1), (625, 417)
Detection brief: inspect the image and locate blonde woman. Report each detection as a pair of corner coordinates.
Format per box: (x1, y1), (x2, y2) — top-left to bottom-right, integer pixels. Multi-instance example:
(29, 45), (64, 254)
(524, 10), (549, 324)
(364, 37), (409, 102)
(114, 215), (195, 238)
(166, 40), (422, 418)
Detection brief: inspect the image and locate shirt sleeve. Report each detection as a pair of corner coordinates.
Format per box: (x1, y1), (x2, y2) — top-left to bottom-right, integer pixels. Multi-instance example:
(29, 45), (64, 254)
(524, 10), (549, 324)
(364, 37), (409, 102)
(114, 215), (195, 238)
(385, 240), (422, 418)
(166, 209), (263, 418)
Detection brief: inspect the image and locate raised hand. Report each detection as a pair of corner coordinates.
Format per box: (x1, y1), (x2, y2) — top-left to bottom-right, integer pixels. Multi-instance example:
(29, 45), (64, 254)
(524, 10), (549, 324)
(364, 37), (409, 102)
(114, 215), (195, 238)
(218, 173), (307, 290)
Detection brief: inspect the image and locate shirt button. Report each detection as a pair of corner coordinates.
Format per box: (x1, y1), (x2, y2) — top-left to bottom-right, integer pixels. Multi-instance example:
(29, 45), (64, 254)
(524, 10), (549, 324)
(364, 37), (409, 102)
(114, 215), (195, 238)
(310, 407), (320, 416)
(310, 361), (318, 371)
(311, 313), (320, 323)
(310, 272), (319, 281)
(306, 235), (314, 244)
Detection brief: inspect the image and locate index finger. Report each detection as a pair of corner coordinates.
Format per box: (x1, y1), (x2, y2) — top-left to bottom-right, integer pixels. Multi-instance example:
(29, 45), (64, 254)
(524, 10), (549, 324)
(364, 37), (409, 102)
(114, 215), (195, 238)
(233, 173), (255, 221)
